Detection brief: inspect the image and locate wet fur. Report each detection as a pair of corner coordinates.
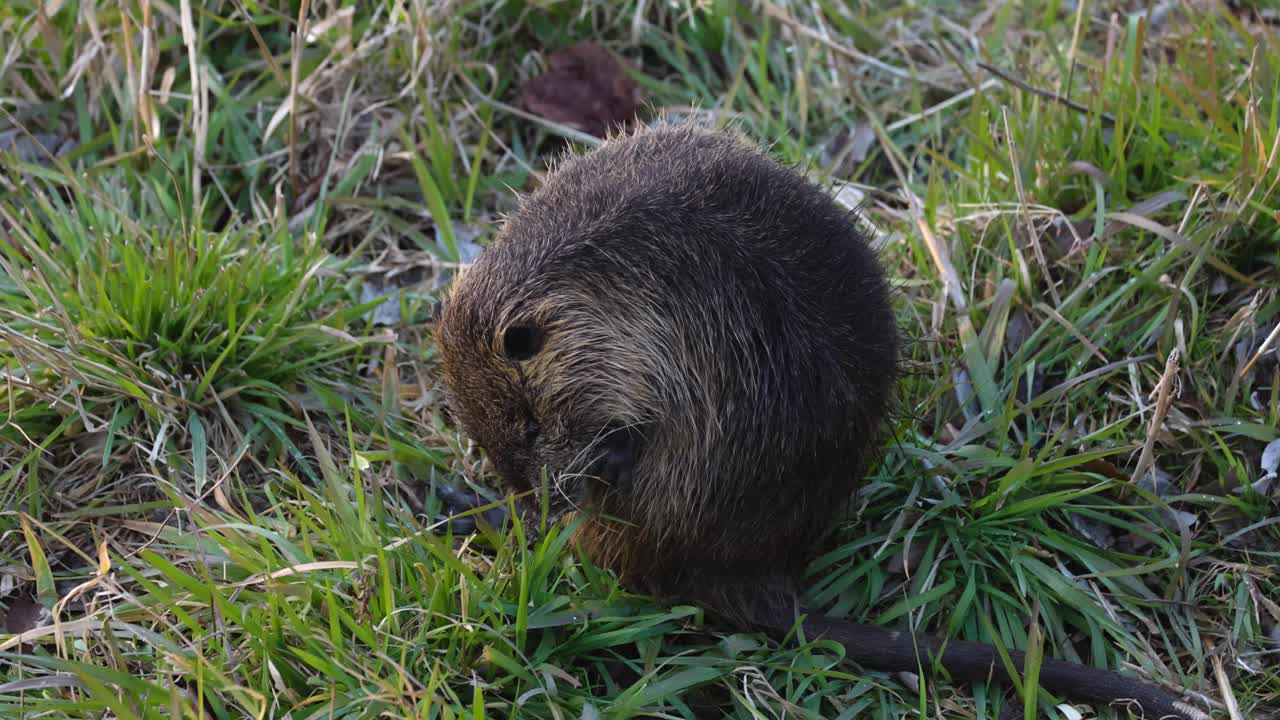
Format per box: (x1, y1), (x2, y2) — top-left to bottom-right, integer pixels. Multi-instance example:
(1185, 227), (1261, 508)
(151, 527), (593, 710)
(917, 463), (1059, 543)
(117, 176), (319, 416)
(433, 123), (1205, 720)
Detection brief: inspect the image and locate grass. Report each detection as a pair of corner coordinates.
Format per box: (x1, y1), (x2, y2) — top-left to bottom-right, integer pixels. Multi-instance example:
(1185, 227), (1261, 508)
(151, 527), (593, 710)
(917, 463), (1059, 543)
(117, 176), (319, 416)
(1, 0), (1278, 718)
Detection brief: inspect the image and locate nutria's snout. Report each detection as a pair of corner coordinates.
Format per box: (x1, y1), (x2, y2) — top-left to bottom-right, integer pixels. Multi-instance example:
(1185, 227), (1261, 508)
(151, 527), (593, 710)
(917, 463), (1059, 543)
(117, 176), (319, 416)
(530, 423), (642, 515)
(583, 423), (643, 488)
(597, 424), (642, 486)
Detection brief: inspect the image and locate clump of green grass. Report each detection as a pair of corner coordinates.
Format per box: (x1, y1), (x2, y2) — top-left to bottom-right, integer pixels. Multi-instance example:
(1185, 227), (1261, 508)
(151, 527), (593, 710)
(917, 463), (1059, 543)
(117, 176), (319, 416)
(0, 424), (910, 719)
(0, 161), (385, 509)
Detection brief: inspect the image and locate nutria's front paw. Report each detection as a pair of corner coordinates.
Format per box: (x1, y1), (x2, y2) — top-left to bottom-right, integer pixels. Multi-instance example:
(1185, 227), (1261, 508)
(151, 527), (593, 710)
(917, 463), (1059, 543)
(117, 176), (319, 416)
(432, 483), (513, 535)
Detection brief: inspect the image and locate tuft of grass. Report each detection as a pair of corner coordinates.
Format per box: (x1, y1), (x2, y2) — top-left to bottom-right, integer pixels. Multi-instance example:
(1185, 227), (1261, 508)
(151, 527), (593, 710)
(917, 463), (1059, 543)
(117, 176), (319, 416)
(0, 160), (386, 511)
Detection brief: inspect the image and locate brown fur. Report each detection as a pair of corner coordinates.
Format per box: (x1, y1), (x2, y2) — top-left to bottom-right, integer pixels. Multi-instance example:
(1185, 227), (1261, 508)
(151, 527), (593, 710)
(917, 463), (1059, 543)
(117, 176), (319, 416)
(432, 123), (1205, 720)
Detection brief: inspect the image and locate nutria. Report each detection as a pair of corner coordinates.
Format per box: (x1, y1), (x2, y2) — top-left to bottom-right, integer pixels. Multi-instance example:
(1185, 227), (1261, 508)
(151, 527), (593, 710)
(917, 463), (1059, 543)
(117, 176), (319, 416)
(430, 123), (1206, 720)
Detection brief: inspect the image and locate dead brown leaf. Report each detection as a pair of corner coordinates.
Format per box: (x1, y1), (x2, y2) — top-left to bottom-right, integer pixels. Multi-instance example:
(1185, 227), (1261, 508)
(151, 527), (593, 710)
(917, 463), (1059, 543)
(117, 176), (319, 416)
(3, 593), (48, 635)
(517, 42), (644, 138)
(820, 123), (876, 178)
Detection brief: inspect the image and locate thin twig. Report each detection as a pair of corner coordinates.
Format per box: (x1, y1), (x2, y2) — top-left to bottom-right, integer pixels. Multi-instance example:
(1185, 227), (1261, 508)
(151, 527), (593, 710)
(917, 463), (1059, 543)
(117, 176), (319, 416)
(177, 0), (204, 211)
(886, 79), (1000, 132)
(764, 3), (955, 92)
(840, 65), (965, 314)
(464, 81), (602, 149)
(978, 61), (1117, 125)
(1003, 107), (1061, 306)
(1131, 349), (1180, 485)
(1238, 321), (1280, 380)
(1210, 651), (1244, 720)
(288, 0), (312, 198)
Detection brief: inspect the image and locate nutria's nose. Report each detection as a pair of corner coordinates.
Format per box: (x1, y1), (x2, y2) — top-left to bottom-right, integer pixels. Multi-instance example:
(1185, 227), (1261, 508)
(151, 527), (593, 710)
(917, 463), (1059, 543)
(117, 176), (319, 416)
(599, 424), (642, 486)
(488, 452), (534, 492)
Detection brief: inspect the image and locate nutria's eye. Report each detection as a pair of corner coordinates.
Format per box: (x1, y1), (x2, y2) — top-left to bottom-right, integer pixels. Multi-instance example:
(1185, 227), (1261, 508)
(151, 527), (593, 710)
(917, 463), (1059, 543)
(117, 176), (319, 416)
(502, 324), (543, 361)
(525, 417), (541, 440)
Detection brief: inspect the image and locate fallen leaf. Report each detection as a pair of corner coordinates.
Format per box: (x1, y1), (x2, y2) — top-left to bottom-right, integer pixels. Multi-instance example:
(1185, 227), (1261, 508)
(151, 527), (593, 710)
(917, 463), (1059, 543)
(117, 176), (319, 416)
(1137, 467), (1198, 533)
(894, 671), (919, 693)
(0, 129), (78, 165)
(1237, 437), (1280, 496)
(831, 184), (866, 213)
(885, 543), (925, 576)
(1049, 190), (1186, 259)
(1262, 438), (1280, 479)
(428, 223), (483, 291)
(1077, 458), (1128, 481)
(952, 367), (979, 421)
(1005, 307), (1034, 356)
(441, 223), (483, 264)
(1068, 512), (1115, 549)
(720, 633), (762, 657)
(820, 123), (876, 178)
(517, 42), (644, 138)
(1056, 704), (1084, 720)
(0, 675), (88, 694)
(3, 594), (48, 635)
(359, 276), (404, 327)
(1047, 215), (1092, 257)
(1138, 466), (1174, 496)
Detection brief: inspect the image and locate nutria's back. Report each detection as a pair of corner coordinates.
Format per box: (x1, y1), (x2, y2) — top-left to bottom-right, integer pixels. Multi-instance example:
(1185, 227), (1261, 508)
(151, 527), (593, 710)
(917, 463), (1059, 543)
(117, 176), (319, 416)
(436, 123), (897, 614)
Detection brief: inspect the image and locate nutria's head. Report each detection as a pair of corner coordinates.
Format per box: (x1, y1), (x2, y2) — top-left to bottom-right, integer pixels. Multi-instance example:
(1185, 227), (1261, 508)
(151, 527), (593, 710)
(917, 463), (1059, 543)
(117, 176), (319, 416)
(431, 128), (674, 510)
(433, 264), (651, 511)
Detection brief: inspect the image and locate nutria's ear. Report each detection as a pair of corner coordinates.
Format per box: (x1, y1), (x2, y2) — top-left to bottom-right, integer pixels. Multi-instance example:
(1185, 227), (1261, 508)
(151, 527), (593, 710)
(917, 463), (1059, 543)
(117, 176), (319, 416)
(502, 323), (544, 361)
